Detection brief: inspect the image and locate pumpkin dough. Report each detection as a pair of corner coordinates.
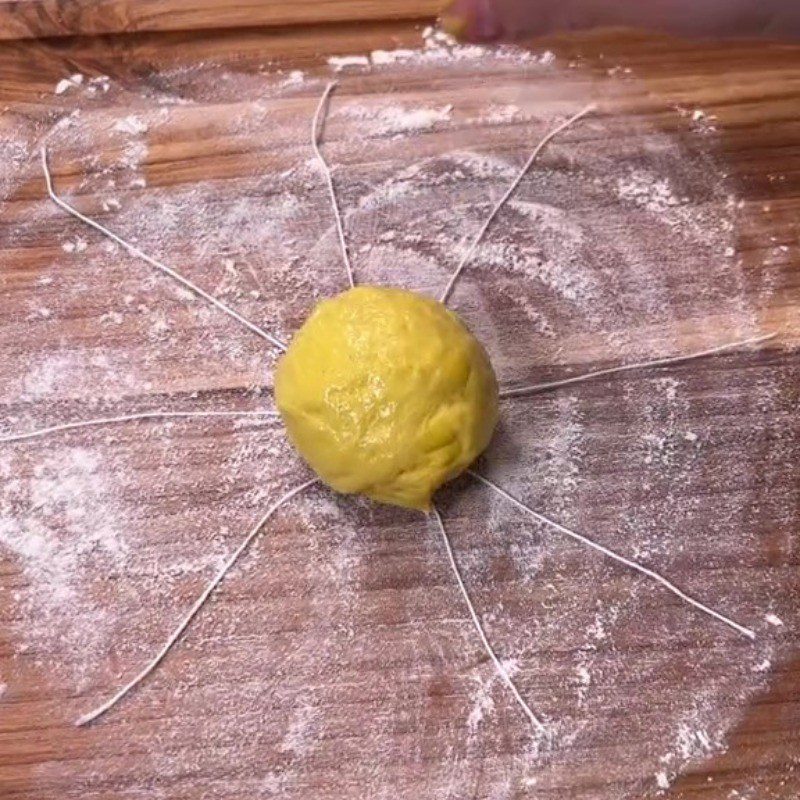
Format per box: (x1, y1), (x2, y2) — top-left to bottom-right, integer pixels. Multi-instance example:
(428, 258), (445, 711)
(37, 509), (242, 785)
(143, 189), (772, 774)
(275, 286), (498, 510)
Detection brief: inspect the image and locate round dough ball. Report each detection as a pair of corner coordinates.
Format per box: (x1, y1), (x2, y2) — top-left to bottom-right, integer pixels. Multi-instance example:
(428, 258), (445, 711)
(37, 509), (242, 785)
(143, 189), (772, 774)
(275, 286), (499, 510)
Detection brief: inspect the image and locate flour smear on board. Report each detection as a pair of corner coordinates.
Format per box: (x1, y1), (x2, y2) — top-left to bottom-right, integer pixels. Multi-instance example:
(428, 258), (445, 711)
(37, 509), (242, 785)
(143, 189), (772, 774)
(0, 29), (795, 800)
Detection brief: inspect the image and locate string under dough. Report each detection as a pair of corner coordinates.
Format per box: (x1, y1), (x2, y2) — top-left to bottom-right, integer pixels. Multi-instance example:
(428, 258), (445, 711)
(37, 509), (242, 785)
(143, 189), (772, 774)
(470, 470), (756, 640)
(0, 410), (279, 444)
(54, 85), (762, 734)
(431, 505), (547, 733)
(312, 81), (356, 290)
(500, 332), (779, 398)
(41, 149), (288, 352)
(439, 104), (596, 306)
(75, 478), (319, 726)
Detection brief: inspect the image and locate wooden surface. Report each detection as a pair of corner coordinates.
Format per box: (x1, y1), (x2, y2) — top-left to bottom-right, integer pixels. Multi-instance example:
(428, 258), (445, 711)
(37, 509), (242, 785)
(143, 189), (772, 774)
(0, 0), (439, 40)
(0, 14), (799, 800)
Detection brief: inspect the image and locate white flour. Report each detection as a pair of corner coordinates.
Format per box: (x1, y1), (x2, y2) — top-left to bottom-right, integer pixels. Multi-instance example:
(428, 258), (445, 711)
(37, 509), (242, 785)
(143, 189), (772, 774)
(338, 102), (454, 137)
(0, 31), (795, 800)
(0, 446), (127, 691)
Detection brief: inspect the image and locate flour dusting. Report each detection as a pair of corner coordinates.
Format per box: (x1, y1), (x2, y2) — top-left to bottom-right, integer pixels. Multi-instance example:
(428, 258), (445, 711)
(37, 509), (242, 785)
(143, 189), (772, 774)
(467, 657), (520, 732)
(338, 102), (453, 137)
(0, 447), (127, 689)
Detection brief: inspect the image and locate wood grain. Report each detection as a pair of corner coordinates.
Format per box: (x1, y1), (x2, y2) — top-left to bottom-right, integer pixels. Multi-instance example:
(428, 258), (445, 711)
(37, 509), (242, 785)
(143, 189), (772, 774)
(0, 0), (440, 41)
(0, 20), (798, 800)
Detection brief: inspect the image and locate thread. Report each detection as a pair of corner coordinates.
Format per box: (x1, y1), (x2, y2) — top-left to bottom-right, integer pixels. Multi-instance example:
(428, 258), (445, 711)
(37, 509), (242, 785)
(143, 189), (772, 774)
(312, 81), (355, 289)
(42, 89), (760, 743)
(0, 410), (279, 445)
(41, 149), (288, 352)
(431, 505), (547, 733)
(75, 478), (319, 726)
(439, 104), (596, 305)
(469, 471), (756, 640)
(500, 332), (779, 398)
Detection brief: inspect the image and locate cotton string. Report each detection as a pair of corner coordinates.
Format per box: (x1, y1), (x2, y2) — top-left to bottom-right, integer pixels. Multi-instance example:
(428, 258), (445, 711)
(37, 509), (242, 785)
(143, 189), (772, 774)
(439, 104), (596, 305)
(41, 149), (288, 352)
(431, 505), (547, 733)
(312, 81), (355, 290)
(469, 471), (756, 640)
(75, 478), (318, 726)
(500, 332), (778, 398)
(0, 410), (279, 445)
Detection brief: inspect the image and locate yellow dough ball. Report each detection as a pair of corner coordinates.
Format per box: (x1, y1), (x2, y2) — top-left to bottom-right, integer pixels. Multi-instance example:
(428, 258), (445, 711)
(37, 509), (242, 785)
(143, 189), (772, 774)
(275, 286), (499, 510)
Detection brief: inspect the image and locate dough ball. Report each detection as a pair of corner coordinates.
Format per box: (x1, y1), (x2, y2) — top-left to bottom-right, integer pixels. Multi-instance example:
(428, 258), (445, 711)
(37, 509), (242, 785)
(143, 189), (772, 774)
(275, 286), (499, 510)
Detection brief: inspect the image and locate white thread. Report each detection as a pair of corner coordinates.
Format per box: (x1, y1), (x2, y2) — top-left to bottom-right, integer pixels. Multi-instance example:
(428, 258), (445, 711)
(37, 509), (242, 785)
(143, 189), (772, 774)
(312, 81), (355, 289)
(41, 149), (288, 352)
(500, 332), (779, 398)
(439, 104), (596, 305)
(469, 471), (756, 640)
(431, 505), (547, 733)
(0, 410), (279, 445)
(75, 478), (318, 726)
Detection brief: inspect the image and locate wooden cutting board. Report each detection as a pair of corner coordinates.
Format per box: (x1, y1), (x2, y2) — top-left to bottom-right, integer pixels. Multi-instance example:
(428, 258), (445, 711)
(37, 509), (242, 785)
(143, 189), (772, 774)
(0, 0), (440, 40)
(0, 15), (798, 800)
